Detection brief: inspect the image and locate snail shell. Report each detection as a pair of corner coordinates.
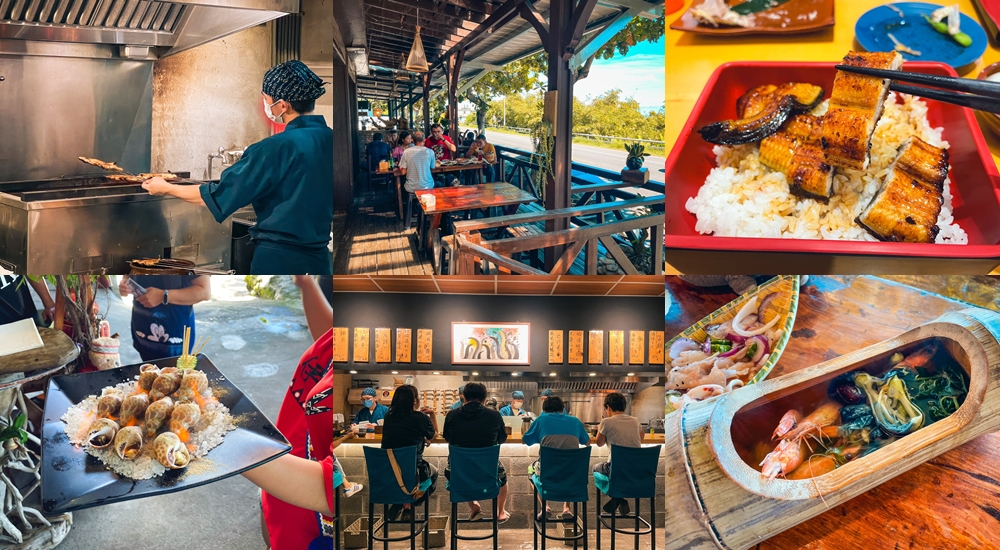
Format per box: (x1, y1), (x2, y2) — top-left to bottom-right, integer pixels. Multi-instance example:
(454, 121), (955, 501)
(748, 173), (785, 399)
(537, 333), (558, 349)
(138, 363), (160, 392)
(149, 368), (183, 401)
(153, 431), (190, 469)
(113, 426), (143, 460)
(119, 393), (150, 426)
(169, 402), (201, 438)
(144, 397), (174, 439)
(86, 418), (120, 449)
(96, 394), (122, 418)
(176, 370), (209, 404)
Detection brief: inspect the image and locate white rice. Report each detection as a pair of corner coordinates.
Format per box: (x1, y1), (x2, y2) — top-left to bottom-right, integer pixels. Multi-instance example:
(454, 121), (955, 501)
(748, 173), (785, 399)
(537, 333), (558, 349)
(61, 377), (236, 480)
(685, 93), (968, 244)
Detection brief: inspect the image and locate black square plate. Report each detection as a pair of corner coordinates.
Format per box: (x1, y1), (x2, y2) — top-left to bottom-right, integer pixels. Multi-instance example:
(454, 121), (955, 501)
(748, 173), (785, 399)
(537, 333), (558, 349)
(40, 355), (291, 514)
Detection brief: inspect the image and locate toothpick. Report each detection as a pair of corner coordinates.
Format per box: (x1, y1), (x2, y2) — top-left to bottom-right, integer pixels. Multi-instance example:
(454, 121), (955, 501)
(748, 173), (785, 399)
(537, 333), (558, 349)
(182, 326), (190, 360)
(194, 336), (210, 357)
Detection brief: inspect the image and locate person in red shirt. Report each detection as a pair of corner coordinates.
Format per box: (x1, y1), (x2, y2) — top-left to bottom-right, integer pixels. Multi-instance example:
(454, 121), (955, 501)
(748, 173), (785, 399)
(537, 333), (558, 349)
(425, 124), (456, 161)
(241, 275), (334, 549)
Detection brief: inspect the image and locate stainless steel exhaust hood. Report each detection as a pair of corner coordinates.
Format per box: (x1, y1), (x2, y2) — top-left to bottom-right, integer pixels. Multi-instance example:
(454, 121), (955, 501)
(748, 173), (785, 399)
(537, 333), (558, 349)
(0, 0), (298, 57)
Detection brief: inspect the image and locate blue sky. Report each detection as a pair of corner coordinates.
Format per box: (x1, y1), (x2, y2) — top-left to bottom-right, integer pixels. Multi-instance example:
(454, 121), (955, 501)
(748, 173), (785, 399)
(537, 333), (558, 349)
(572, 39), (665, 114)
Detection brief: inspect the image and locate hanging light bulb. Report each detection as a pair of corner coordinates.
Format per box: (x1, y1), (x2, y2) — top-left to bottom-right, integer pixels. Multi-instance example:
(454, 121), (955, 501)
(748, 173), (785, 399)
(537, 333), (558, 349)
(406, 7), (429, 73)
(396, 53), (410, 81)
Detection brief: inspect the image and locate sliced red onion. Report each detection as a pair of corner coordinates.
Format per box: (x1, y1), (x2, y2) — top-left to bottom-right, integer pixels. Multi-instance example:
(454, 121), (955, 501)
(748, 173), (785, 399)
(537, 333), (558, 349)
(732, 295), (780, 337)
(702, 341), (712, 354)
(757, 293), (778, 321)
(747, 336), (768, 363)
(669, 338), (701, 360)
(719, 344), (747, 359)
(725, 333), (747, 344)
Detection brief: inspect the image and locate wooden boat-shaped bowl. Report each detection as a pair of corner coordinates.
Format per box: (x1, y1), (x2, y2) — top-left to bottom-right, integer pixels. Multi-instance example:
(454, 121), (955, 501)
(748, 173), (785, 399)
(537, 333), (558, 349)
(666, 275), (800, 414)
(663, 308), (1000, 549)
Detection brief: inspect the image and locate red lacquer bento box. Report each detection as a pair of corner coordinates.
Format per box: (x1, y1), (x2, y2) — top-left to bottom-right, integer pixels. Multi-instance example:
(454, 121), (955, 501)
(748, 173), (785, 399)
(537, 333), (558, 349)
(665, 61), (1000, 274)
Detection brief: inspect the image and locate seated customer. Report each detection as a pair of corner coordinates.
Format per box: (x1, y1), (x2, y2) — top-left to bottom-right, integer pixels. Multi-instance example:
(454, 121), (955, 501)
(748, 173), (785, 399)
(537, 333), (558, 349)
(443, 382), (510, 522)
(465, 134), (497, 183)
(522, 396), (590, 521)
(366, 133), (392, 169)
(593, 392), (642, 516)
(399, 131), (437, 194)
(380, 384), (439, 520)
(392, 131), (413, 163)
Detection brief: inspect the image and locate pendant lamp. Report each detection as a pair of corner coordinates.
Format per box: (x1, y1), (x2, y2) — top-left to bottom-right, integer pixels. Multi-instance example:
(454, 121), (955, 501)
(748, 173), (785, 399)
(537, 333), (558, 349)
(396, 54), (410, 81)
(406, 7), (429, 72)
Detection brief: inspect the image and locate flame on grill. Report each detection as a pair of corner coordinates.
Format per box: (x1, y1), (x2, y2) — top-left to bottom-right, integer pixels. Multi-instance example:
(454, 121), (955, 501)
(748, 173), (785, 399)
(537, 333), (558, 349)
(76, 410), (97, 442)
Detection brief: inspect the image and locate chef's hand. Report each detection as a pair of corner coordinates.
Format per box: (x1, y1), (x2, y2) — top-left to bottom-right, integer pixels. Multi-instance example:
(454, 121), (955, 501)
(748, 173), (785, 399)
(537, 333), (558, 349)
(118, 277), (131, 297)
(137, 287), (165, 308)
(142, 177), (174, 196)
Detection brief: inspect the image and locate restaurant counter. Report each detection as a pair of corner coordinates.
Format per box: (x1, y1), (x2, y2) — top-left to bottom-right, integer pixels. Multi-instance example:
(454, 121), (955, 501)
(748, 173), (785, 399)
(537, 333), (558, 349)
(338, 432), (666, 445)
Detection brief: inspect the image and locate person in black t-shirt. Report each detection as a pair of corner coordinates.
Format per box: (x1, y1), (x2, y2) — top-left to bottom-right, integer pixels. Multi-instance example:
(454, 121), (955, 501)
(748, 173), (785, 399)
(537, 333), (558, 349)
(443, 382), (510, 522)
(380, 384), (438, 520)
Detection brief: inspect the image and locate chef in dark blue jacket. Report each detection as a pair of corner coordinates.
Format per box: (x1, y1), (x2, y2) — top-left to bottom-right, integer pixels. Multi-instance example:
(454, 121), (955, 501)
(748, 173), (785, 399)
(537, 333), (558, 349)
(142, 60), (334, 275)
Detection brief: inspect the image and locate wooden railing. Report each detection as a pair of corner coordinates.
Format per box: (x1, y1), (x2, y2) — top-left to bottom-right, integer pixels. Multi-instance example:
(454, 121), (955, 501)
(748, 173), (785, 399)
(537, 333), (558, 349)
(450, 145), (664, 275)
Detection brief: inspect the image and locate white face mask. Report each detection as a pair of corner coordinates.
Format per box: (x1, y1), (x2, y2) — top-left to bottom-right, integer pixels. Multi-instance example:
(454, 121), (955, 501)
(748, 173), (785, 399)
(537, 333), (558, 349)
(263, 97), (284, 123)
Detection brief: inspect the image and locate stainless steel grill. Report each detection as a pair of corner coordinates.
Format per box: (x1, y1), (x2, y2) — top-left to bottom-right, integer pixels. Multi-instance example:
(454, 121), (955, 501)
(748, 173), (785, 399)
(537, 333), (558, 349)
(0, 0), (185, 32)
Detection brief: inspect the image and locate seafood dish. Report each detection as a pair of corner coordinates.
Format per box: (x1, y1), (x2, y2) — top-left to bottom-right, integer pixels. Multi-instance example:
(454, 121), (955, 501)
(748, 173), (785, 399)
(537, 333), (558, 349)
(686, 51), (966, 244)
(62, 364), (234, 479)
(739, 340), (968, 481)
(856, 136), (948, 242)
(105, 173), (180, 183)
(78, 156), (124, 172)
(688, 0), (754, 28)
(666, 276), (798, 414)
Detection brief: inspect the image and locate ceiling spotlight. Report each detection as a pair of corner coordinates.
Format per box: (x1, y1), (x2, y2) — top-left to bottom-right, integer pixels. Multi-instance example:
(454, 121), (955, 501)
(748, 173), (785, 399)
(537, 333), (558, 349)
(433, 371), (441, 375)
(391, 371), (399, 375)
(589, 373), (596, 377)
(349, 370), (357, 374)
(472, 371), (479, 376)
(511, 373), (518, 377)
(627, 372), (635, 376)
(550, 372), (557, 377)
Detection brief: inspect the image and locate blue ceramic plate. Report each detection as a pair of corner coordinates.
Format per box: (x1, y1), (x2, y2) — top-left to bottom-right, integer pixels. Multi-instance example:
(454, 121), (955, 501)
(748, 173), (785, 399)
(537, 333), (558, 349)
(855, 2), (987, 68)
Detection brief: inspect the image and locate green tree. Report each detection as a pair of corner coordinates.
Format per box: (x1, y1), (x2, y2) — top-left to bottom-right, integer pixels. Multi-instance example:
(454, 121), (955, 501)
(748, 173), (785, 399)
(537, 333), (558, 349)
(462, 54), (546, 133)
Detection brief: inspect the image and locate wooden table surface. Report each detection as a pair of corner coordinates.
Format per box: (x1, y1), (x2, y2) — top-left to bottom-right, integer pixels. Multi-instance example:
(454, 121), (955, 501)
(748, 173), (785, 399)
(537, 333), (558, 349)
(375, 161), (491, 176)
(666, 275), (1000, 548)
(415, 182), (536, 215)
(664, 0), (1000, 275)
(0, 327), (78, 375)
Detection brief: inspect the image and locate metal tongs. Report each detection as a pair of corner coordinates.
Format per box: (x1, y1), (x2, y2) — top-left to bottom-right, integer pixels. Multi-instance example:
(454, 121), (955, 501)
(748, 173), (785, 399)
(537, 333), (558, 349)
(834, 64), (1000, 114)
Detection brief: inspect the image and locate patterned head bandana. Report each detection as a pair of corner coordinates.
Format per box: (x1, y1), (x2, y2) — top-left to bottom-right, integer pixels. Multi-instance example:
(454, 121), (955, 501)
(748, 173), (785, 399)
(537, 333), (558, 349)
(262, 60), (328, 101)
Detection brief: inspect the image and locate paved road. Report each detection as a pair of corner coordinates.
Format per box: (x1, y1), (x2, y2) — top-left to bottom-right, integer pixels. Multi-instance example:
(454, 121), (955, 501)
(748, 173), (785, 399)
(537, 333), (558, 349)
(465, 127), (666, 179)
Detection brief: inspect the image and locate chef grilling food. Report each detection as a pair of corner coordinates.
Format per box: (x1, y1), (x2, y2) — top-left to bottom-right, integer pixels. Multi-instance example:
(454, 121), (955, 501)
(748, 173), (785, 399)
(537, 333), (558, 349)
(141, 60), (334, 274)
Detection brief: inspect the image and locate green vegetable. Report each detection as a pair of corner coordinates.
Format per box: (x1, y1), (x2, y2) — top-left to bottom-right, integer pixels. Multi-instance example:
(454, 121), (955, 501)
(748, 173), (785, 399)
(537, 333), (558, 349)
(711, 342), (732, 354)
(730, 0), (791, 16)
(924, 15), (973, 47)
(745, 343), (758, 358)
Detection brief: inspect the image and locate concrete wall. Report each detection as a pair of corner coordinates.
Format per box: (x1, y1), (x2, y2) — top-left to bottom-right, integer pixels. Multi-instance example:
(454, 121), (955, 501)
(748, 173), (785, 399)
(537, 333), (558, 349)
(302, 0), (333, 126)
(336, 442), (666, 539)
(151, 24), (273, 178)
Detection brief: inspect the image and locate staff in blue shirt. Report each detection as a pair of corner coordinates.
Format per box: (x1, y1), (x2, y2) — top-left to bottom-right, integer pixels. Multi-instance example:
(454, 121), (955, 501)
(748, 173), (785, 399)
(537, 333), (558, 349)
(499, 391), (527, 416)
(449, 385), (466, 410)
(142, 60), (333, 275)
(353, 387), (388, 425)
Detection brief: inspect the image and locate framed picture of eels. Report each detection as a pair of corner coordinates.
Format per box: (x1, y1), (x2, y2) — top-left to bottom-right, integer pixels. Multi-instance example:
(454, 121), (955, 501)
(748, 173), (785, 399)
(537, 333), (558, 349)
(452, 322), (531, 365)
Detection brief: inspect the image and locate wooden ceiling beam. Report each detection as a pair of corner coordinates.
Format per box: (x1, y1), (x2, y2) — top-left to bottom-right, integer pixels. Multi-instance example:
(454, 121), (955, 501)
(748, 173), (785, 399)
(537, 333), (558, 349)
(377, 0), (486, 25)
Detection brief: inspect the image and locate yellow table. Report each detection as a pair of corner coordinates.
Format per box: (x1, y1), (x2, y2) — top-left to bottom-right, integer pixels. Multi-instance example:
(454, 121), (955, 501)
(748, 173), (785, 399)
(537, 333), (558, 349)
(665, 0), (1000, 274)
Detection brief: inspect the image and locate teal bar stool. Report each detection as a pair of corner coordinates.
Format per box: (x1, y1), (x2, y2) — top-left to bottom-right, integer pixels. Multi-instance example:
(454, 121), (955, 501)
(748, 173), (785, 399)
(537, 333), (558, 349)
(531, 445), (592, 550)
(446, 445), (502, 550)
(362, 445), (434, 550)
(593, 445), (661, 550)
(333, 469), (343, 550)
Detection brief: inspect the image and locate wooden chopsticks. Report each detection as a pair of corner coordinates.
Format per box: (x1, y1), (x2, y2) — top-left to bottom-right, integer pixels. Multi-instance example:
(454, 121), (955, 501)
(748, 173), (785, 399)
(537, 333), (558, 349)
(834, 64), (1000, 114)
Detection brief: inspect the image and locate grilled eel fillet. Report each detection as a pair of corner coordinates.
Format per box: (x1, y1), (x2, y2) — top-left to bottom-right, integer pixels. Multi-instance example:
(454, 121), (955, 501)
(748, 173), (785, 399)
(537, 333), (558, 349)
(759, 115), (835, 202)
(821, 51), (903, 171)
(698, 83), (825, 145)
(856, 136), (948, 243)
(78, 156), (124, 172)
(106, 173), (179, 183)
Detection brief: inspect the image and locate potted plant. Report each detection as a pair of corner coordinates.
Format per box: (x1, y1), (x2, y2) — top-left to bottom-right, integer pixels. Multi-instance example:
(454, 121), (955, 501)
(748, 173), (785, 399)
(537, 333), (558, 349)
(625, 142), (650, 170)
(622, 142), (651, 183)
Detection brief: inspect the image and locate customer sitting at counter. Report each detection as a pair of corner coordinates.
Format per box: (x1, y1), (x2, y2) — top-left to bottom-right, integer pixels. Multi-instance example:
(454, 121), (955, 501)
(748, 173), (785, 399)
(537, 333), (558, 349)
(594, 392), (642, 516)
(522, 396), (591, 521)
(449, 385), (466, 410)
(381, 384), (439, 521)
(499, 391), (528, 416)
(353, 387), (388, 426)
(141, 60), (333, 275)
(443, 382), (510, 523)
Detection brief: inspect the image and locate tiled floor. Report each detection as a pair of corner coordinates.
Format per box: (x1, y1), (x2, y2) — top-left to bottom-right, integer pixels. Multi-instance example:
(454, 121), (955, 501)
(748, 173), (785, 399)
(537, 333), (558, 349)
(342, 526), (659, 549)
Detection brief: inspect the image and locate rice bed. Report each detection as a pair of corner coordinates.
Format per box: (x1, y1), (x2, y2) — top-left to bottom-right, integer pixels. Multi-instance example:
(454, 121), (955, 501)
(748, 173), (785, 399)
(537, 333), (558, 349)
(685, 94), (968, 244)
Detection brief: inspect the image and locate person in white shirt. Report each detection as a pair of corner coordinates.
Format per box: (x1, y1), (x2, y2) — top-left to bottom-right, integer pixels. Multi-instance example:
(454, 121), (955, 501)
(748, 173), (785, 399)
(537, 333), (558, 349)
(594, 392), (643, 516)
(398, 131), (438, 193)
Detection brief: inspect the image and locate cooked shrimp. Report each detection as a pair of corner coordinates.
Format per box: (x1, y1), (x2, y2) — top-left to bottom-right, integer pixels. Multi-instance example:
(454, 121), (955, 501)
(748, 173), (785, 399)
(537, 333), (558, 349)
(772, 409), (803, 440)
(760, 438), (807, 481)
(783, 403), (842, 443)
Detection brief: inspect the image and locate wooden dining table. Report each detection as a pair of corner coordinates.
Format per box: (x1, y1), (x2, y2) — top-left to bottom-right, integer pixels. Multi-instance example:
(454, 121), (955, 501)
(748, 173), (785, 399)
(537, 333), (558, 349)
(664, 0), (1000, 275)
(414, 182), (537, 252)
(376, 161), (496, 220)
(666, 275), (1000, 548)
